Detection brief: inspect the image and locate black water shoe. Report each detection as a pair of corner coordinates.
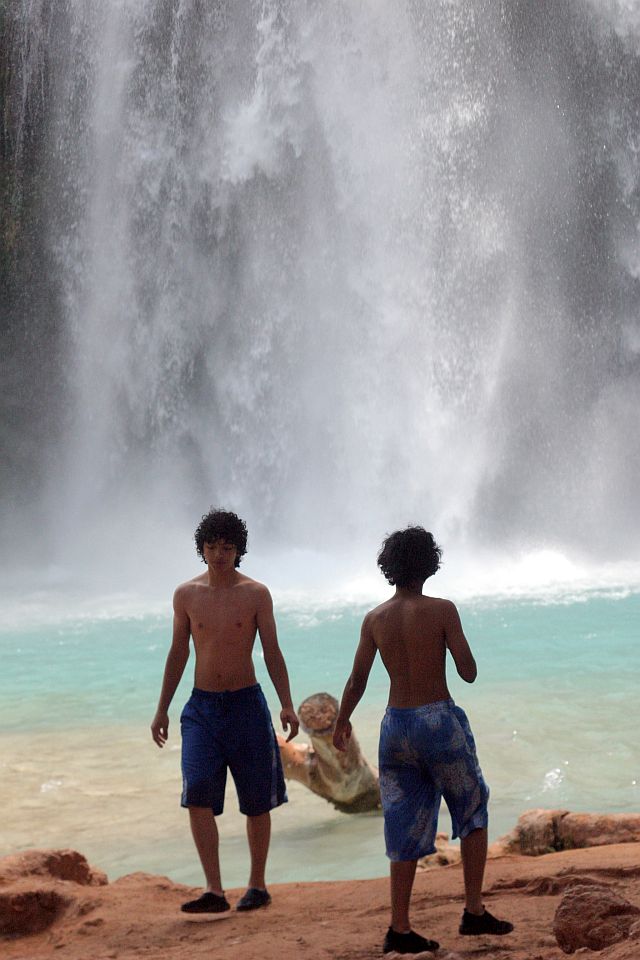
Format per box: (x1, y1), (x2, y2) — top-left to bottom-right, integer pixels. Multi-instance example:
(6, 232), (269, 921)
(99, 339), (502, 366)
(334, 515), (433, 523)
(236, 887), (272, 911)
(459, 907), (513, 935)
(181, 891), (230, 913)
(382, 926), (439, 954)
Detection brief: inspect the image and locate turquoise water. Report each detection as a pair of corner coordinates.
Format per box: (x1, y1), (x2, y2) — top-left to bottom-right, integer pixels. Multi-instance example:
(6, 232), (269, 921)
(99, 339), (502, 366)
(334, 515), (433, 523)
(1, 589), (638, 886)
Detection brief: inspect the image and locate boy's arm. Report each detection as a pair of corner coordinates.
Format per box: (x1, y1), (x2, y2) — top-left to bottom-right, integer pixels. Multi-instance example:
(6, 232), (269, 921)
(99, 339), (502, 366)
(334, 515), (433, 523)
(256, 587), (299, 742)
(333, 613), (377, 751)
(151, 587), (191, 747)
(443, 600), (477, 683)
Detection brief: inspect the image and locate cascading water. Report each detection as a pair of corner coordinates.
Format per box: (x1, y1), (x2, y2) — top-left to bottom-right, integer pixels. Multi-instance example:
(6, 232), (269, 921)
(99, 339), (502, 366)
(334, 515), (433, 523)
(2, 0), (640, 592)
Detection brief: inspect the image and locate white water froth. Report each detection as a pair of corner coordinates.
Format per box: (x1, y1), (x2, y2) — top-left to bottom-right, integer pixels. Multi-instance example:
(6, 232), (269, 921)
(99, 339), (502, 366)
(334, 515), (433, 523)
(1, 547), (639, 631)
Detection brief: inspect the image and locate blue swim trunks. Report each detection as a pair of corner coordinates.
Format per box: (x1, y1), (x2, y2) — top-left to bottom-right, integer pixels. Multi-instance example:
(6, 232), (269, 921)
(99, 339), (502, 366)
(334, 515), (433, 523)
(180, 684), (287, 817)
(378, 699), (489, 861)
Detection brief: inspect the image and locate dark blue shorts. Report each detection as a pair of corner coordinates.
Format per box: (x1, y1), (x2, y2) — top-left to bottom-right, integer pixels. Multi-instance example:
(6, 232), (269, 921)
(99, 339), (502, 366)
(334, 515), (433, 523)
(379, 699), (489, 861)
(180, 685), (287, 817)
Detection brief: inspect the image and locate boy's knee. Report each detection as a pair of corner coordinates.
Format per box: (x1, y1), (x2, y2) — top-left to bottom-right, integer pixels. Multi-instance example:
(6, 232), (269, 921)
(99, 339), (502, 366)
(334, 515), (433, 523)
(187, 804), (215, 819)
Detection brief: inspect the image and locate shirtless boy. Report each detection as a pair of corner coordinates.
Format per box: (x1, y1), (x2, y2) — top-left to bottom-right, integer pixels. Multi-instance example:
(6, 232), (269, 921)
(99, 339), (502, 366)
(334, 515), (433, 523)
(151, 509), (298, 913)
(333, 527), (513, 954)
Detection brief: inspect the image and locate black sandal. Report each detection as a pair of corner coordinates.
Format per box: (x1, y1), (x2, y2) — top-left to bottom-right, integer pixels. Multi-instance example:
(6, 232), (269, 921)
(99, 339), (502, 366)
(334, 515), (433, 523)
(382, 927), (439, 954)
(459, 907), (513, 935)
(181, 891), (230, 913)
(236, 887), (272, 911)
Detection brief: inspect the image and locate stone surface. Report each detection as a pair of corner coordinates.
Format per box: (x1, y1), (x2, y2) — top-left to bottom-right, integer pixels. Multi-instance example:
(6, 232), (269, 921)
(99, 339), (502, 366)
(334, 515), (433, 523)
(557, 813), (640, 850)
(0, 850), (107, 887)
(2, 839), (640, 958)
(0, 888), (70, 936)
(553, 883), (640, 954)
(418, 832), (461, 868)
(499, 808), (569, 855)
(600, 943), (640, 960)
(278, 693), (380, 812)
(498, 809), (640, 857)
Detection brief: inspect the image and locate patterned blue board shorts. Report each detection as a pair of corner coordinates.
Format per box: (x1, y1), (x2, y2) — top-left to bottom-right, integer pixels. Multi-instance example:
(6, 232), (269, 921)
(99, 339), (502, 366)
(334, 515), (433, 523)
(379, 699), (489, 861)
(180, 684), (287, 817)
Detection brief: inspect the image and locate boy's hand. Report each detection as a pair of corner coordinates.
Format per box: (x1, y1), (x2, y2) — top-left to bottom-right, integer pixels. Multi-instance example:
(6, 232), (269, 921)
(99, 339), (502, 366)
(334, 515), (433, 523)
(151, 711), (169, 748)
(280, 707), (299, 742)
(332, 719), (352, 752)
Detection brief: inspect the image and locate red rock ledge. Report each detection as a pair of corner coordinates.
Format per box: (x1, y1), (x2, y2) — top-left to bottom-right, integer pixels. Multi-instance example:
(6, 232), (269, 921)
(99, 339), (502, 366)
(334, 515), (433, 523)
(1, 812), (639, 960)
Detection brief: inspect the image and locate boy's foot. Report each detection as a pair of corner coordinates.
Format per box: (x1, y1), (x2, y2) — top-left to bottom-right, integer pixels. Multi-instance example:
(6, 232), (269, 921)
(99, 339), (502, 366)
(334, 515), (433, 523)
(181, 891), (230, 913)
(459, 907), (514, 936)
(236, 887), (272, 911)
(383, 927), (439, 954)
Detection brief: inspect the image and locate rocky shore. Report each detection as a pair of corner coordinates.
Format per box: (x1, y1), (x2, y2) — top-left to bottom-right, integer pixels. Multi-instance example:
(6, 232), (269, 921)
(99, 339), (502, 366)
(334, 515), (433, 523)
(2, 811), (639, 960)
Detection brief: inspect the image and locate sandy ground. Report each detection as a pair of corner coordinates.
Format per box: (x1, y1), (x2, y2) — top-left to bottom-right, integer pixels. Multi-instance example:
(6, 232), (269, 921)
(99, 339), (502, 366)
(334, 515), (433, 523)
(2, 843), (640, 960)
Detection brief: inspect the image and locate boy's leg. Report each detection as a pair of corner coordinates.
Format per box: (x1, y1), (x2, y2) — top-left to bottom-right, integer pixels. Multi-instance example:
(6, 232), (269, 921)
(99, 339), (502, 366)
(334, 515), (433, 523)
(227, 687), (286, 910)
(180, 690), (228, 897)
(188, 806), (224, 895)
(246, 811), (271, 890)
(438, 707), (513, 935)
(235, 812), (272, 910)
(378, 709), (440, 951)
(460, 826), (487, 913)
(384, 859), (439, 953)
(390, 858), (418, 932)
(458, 826), (513, 934)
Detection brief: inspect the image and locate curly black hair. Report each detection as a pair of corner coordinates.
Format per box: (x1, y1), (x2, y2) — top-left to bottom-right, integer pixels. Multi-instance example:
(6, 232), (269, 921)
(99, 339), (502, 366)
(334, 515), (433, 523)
(194, 509), (248, 567)
(377, 526), (442, 587)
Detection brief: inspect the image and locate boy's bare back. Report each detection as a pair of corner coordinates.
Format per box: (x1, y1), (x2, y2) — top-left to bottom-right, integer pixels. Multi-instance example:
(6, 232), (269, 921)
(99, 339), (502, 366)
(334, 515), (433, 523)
(366, 594), (477, 708)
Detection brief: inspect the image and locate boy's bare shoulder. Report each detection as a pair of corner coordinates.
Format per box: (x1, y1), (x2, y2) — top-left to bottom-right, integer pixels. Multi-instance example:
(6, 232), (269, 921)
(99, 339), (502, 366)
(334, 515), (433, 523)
(421, 594), (455, 609)
(173, 573), (212, 606)
(420, 595), (459, 619)
(174, 575), (204, 597)
(235, 573), (270, 594)
(365, 598), (394, 624)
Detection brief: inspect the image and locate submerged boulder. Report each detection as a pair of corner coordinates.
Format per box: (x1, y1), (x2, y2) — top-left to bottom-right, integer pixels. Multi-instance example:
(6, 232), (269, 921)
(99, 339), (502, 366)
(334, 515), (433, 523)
(278, 693), (380, 812)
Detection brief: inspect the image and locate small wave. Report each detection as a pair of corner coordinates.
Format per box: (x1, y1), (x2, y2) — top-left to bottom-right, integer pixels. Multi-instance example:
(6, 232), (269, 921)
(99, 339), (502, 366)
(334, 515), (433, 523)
(542, 768), (564, 792)
(40, 778), (64, 793)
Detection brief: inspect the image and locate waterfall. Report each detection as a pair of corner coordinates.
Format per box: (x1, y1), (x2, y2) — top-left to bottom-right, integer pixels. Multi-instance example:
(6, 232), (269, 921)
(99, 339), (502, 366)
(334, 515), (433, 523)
(2, 0), (640, 589)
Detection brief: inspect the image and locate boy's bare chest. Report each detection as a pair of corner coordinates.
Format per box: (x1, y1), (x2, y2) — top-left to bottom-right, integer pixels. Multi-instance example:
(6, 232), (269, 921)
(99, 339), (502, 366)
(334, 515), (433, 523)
(187, 593), (257, 641)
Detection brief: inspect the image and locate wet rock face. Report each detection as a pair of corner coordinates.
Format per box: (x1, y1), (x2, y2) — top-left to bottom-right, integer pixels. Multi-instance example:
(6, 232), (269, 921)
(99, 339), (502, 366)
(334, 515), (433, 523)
(558, 813), (640, 850)
(0, 850), (107, 887)
(553, 883), (640, 954)
(498, 809), (640, 856)
(0, 888), (70, 936)
(502, 808), (568, 855)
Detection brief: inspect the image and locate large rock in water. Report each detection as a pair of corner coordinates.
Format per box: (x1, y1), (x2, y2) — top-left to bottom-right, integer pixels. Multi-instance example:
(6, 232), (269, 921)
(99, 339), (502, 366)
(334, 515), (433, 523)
(553, 883), (640, 953)
(278, 693), (380, 812)
(497, 809), (640, 856)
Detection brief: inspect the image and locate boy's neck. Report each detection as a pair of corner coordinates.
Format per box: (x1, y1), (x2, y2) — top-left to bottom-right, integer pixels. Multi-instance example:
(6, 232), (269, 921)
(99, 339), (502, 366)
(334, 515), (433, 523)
(395, 581), (425, 597)
(207, 567), (240, 588)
